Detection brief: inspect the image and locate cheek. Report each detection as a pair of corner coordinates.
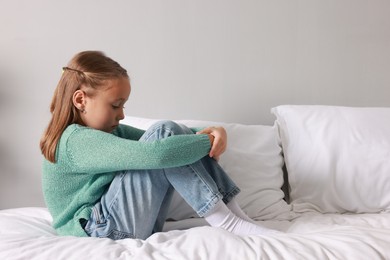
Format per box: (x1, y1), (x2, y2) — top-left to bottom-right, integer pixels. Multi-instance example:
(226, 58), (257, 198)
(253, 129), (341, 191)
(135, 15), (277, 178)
(86, 103), (109, 123)
(95, 107), (112, 121)
(101, 106), (117, 121)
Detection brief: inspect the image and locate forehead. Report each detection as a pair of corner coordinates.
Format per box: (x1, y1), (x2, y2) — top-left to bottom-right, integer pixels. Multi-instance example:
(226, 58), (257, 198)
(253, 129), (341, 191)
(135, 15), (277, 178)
(101, 77), (131, 100)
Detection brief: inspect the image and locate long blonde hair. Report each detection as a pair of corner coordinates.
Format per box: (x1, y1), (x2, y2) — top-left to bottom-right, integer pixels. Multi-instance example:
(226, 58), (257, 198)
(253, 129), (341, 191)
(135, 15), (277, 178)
(40, 51), (129, 163)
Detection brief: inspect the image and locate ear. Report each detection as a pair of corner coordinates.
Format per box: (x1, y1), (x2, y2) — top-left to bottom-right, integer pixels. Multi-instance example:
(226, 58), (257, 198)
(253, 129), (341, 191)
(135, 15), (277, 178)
(72, 90), (86, 111)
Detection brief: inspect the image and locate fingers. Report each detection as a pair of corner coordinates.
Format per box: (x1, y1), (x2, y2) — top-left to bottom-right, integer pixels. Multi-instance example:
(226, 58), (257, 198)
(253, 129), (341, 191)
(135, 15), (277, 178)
(197, 126), (227, 159)
(209, 140), (225, 158)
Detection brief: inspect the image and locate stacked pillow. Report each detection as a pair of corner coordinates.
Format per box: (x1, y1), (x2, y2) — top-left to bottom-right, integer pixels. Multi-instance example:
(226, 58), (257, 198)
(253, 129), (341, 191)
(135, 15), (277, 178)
(272, 105), (390, 214)
(122, 105), (390, 219)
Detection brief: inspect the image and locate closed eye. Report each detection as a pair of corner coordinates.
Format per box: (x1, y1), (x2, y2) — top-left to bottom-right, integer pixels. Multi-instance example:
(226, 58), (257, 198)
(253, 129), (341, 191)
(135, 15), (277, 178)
(112, 99), (127, 109)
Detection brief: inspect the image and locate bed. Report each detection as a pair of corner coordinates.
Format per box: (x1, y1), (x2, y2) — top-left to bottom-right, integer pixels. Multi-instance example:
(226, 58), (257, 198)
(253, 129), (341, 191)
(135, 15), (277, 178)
(1, 105), (390, 260)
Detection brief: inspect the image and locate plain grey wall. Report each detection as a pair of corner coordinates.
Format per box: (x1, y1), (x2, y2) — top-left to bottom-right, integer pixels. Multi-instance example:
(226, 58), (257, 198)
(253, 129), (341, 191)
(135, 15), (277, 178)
(1, 0), (389, 209)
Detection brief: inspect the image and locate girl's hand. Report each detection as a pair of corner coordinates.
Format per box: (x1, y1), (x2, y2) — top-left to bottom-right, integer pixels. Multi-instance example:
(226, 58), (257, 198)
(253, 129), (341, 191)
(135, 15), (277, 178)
(197, 126), (227, 160)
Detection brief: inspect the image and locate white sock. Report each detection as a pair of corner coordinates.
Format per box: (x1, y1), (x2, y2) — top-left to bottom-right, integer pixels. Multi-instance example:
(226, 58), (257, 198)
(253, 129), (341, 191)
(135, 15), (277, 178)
(204, 201), (278, 236)
(226, 198), (254, 223)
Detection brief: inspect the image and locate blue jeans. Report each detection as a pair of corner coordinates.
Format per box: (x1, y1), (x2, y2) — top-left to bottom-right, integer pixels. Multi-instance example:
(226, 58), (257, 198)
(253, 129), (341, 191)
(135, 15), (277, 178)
(84, 120), (240, 240)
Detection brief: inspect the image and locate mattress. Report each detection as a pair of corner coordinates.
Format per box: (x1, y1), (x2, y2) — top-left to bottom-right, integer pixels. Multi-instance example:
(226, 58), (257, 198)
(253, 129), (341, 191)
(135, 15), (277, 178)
(0, 207), (389, 260)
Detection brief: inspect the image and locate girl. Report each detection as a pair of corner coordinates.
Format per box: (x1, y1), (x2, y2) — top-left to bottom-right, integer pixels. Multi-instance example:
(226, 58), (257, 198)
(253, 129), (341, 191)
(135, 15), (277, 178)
(40, 51), (277, 240)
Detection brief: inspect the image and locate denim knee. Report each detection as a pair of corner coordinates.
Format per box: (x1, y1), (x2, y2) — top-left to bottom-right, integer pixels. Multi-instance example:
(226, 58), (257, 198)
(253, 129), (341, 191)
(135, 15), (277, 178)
(150, 120), (187, 135)
(141, 120), (186, 142)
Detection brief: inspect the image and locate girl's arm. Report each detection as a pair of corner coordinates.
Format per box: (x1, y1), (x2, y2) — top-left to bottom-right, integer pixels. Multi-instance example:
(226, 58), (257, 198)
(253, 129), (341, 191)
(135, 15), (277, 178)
(64, 126), (211, 174)
(115, 124), (226, 159)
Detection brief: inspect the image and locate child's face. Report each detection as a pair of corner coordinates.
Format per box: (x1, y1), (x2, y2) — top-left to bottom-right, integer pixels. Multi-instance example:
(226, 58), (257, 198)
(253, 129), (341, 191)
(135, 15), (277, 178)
(82, 77), (131, 133)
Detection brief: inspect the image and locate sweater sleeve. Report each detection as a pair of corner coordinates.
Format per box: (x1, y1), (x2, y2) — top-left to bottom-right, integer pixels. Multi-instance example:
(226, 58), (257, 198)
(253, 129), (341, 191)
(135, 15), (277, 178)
(113, 124), (146, 140)
(64, 126), (211, 174)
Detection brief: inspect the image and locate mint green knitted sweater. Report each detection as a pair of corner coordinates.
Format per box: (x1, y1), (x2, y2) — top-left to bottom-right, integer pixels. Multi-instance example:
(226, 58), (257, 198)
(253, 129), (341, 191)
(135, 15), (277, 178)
(42, 124), (211, 237)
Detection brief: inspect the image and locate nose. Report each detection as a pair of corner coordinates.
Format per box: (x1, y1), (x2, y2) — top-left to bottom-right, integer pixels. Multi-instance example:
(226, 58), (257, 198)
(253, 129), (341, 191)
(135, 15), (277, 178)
(117, 108), (125, 121)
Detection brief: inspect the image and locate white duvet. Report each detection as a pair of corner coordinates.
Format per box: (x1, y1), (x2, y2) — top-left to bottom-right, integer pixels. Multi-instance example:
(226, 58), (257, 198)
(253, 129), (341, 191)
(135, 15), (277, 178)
(1, 207), (389, 260)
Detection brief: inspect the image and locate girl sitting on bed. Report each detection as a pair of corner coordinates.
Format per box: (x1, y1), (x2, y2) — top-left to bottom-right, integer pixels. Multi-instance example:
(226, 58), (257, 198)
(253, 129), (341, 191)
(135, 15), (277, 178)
(40, 50), (278, 240)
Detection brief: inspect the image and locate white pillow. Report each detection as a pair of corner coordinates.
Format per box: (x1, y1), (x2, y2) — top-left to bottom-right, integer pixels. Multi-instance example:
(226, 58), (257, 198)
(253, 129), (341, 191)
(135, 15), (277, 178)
(121, 116), (293, 221)
(272, 105), (390, 214)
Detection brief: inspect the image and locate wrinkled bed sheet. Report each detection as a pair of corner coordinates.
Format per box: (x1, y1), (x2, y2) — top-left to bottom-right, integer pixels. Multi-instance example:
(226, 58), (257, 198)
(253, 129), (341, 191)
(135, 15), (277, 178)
(0, 207), (389, 260)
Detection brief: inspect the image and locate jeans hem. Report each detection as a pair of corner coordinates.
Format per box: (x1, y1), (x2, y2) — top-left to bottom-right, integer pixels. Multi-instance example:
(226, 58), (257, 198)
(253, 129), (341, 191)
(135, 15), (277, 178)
(196, 193), (223, 217)
(222, 187), (241, 204)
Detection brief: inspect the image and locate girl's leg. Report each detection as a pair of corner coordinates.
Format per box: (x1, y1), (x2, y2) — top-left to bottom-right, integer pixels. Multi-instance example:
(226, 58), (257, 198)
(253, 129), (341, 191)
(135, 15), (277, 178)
(147, 121), (279, 236)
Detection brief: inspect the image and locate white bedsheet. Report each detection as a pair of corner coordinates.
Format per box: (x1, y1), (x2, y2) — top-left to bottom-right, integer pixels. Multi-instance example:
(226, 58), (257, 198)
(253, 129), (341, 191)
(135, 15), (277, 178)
(0, 207), (389, 260)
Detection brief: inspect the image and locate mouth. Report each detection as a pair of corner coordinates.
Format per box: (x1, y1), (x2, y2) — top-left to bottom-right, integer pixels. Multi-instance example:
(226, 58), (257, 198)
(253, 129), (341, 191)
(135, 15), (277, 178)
(110, 125), (119, 131)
